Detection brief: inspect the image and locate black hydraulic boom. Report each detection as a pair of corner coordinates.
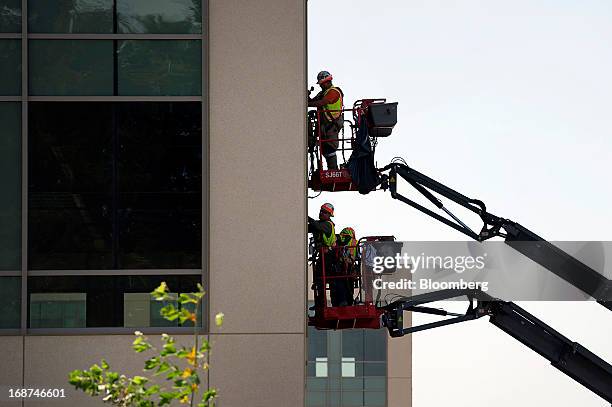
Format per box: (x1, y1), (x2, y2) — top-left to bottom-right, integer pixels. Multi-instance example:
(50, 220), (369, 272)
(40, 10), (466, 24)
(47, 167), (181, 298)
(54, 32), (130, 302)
(380, 162), (612, 310)
(381, 290), (612, 403)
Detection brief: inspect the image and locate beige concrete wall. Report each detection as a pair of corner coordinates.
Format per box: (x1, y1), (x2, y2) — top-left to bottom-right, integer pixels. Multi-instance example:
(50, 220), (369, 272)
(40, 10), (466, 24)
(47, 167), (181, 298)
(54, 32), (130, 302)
(208, 0), (307, 335)
(0, 336), (24, 407)
(209, 333), (304, 407)
(21, 335), (198, 407)
(387, 312), (412, 407)
(208, 0), (306, 406)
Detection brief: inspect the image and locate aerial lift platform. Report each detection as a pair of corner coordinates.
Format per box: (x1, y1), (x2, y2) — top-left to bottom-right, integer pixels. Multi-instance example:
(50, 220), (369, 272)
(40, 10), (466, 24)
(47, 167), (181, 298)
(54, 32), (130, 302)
(307, 99), (612, 403)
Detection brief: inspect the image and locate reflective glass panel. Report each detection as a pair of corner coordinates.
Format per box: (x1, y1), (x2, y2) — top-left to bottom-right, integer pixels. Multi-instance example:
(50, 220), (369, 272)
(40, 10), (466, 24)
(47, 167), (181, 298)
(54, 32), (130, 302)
(29, 40), (113, 96)
(0, 103), (21, 270)
(0, 0), (21, 32)
(118, 40), (201, 96)
(28, 0), (112, 33)
(29, 293), (86, 328)
(29, 275), (201, 327)
(0, 277), (20, 328)
(29, 102), (113, 270)
(0, 39), (21, 95)
(117, 102), (201, 269)
(117, 0), (201, 34)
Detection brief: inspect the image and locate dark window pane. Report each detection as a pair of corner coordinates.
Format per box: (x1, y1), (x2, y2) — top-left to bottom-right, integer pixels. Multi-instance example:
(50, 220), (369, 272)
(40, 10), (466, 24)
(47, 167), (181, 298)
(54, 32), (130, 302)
(30, 293), (86, 328)
(118, 40), (201, 96)
(306, 391), (325, 407)
(0, 40), (21, 95)
(0, 277), (20, 328)
(118, 102), (201, 269)
(364, 329), (386, 361)
(29, 275), (201, 327)
(117, 0), (201, 34)
(341, 391), (363, 407)
(363, 391), (386, 406)
(362, 362), (386, 377)
(29, 103), (113, 270)
(0, 0), (21, 32)
(308, 326), (327, 361)
(0, 103), (21, 270)
(28, 0), (112, 33)
(29, 40), (113, 96)
(342, 330), (364, 361)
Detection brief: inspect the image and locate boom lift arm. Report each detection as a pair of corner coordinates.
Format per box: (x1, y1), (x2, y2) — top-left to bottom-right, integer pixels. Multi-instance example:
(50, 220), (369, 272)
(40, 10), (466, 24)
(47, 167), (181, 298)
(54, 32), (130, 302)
(381, 289), (612, 403)
(379, 162), (612, 310)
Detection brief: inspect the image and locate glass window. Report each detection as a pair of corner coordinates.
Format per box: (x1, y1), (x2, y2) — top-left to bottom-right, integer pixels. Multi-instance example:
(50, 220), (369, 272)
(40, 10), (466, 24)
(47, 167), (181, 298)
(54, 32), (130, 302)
(0, 277), (20, 328)
(118, 40), (201, 96)
(30, 293), (86, 328)
(117, 102), (201, 269)
(308, 326), (328, 361)
(29, 40), (113, 96)
(117, 0), (201, 34)
(29, 275), (201, 327)
(29, 102), (201, 270)
(0, 0), (21, 32)
(29, 102), (113, 270)
(0, 103), (21, 271)
(124, 292), (195, 328)
(0, 40), (21, 96)
(28, 0), (112, 33)
(307, 325), (388, 407)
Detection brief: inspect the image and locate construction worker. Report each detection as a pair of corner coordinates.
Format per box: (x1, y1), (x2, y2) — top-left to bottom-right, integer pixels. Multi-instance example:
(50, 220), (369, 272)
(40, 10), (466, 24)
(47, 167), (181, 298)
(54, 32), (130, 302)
(308, 203), (337, 309)
(308, 70), (344, 170)
(336, 227), (358, 306)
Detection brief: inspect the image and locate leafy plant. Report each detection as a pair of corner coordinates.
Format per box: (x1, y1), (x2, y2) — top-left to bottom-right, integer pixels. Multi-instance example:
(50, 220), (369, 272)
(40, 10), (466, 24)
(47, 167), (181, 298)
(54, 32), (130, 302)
(69, 282), (223, 407)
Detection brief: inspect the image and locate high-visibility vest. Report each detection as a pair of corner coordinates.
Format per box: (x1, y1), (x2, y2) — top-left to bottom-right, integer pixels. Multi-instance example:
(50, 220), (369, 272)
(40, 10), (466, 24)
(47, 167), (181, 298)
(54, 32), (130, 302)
(321, 86), (343, 122)
(321, 220), (336, 248)
(345, 238), (358, 258)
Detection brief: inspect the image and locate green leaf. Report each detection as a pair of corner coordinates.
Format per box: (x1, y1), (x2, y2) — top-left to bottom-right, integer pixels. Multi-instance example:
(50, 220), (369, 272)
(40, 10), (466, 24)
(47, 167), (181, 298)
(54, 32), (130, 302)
(178, 308), (193, 324)
(199, 340), (211, 353)
(159, 391), (180, 406)
(151, 282), (169, 300)
(101, 359), (110, 370)
(155, 361), (171, 375)
(144, 357), (160, 370)
(143, 384), (160, 396)
(160, 304), (180, 321)
(179, 293), (197, 305)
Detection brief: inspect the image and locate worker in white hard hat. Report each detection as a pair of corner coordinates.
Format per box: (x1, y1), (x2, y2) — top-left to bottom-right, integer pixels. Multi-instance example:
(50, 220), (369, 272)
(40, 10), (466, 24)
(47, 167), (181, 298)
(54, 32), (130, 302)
(308, 71), (344, 170)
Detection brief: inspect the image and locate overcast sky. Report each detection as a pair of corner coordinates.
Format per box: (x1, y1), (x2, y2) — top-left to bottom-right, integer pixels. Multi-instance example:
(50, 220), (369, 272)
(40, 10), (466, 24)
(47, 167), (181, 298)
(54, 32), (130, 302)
(308, 1), (612, 406)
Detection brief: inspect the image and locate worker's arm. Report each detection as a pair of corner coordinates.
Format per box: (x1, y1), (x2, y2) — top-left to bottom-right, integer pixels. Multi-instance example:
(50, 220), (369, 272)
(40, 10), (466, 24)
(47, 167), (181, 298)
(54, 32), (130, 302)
(308, 217), (332, 235)
(308, 88), (340, 108)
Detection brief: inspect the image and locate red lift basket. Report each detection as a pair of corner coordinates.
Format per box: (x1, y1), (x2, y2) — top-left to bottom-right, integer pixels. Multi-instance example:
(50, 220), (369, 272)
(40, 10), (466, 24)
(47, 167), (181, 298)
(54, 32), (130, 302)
(308, 236), (396, 330)
(308, 99), (397, 193)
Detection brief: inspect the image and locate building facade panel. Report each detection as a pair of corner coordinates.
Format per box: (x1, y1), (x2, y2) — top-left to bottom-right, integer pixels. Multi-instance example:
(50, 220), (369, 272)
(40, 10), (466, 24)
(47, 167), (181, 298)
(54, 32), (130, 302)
(0, 336), (24, 407)
(209, 333), (304, 407)
(22, 334), (197, 407)
(208, 0), (307, 334)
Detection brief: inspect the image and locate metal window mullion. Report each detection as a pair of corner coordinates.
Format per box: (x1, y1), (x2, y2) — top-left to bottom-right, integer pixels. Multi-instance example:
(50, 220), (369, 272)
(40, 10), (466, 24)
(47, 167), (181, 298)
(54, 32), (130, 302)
(27, 96), (202, 102)
(0, 33), (21, 38)
(27, 269), (202, 276)
(201, 0), (210, 335)
(27, 33), (202, 40)
(20, 0), (28, 335)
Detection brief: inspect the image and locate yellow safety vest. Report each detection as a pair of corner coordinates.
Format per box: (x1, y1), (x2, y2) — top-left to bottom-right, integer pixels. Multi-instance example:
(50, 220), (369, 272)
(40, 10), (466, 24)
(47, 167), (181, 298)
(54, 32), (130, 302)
(345, 238), (358, 258)
(322, 220), (336, 248)
(322, 86), (343, 122)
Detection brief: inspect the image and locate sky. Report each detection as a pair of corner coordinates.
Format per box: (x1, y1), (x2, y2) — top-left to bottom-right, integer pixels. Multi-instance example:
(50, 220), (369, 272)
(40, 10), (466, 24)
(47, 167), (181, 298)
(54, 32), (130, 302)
(308, 1), (612, 406)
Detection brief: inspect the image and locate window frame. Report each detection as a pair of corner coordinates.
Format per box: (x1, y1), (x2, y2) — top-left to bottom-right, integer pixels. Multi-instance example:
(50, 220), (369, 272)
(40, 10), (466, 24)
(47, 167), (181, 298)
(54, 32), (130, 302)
(0, 0), (209, 336)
